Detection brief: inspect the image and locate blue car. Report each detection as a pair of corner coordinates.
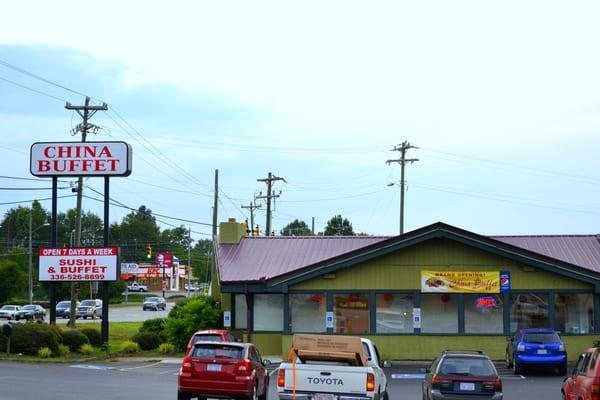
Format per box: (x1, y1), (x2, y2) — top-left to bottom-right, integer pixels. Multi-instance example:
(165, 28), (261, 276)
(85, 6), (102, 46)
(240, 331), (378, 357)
(505, 328), (567, 375)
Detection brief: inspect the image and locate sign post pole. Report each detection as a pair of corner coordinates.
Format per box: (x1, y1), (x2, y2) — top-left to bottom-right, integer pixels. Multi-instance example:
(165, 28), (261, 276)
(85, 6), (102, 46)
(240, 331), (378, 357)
(49, 176), (58, 325)
(101, 176), (110, 346)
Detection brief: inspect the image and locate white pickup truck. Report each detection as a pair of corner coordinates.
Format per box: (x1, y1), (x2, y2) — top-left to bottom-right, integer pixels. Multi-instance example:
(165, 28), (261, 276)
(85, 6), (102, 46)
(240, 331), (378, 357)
(277, 335), (390, 400)
(127, 282), (148, 292)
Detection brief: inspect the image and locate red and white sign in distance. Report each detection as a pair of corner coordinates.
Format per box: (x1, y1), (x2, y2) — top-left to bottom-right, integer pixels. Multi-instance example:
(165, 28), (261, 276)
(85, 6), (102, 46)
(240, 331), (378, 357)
(39, 247), (120, 282)
(30, 141), (132, 177)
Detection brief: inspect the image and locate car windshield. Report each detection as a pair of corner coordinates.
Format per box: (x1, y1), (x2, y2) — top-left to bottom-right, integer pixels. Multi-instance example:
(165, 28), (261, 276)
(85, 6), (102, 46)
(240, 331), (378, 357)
(80, 300), (96, 307)
(1, 305), (16, 310)
(523, 333), (560, 344)
(23, 305), (36, 310)
(439, 357), (496, 377)
(194, 334), (224, 343)
(191, 344), (243, 359)
(57, 301), (70, 308)
(145, 298), (161, 302)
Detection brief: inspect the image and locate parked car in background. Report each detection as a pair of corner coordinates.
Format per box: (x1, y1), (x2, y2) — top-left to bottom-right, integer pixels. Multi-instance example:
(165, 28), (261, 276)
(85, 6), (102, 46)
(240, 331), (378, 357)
(142, 296), (166, 311)
(506, 328), (567, 375)
(184, 284), (200, 292)
(0, 305), (21, 320)
(178, 341), (271, 400)
(55, 300), (80, 319)
(561, 344), (600, 400)
(15, 304), (46, 321)
(127, 282), (148, 292)
(422, 350), (503, 400)
(185, 329), (239, 355)
(76, 299), (103, 319)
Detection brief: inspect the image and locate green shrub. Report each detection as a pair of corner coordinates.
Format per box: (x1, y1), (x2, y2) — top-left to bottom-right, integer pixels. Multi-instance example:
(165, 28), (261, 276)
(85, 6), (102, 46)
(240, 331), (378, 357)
(79, 343), (94, 355)
(0, 323), (59, 355)
(37, 347), (52, 358)
(164, 296), (221, 352)
(80, 328), (102, 346)
(62, 329), (90, 352)
(120, 340), (140, 354)
(132, 331), (161, 350)
(158, 342), (175, 354)
(139, 318), (167, 341)
(57, 344), (70, 357)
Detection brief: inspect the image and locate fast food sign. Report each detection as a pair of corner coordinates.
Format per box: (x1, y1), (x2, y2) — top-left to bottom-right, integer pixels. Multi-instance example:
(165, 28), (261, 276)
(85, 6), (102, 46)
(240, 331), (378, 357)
(30, 141), (132, 177)
(39, 247), (119, 282)
(421, 270), (500, 293)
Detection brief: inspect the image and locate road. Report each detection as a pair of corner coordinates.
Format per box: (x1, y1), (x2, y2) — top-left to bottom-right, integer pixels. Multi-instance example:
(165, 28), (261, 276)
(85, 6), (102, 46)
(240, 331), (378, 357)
(0, 303), (175, 325)
(0, 360), (568, 400)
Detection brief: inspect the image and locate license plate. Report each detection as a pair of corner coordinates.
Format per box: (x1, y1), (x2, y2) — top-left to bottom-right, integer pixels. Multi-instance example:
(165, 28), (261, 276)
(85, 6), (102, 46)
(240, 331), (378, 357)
(207, 364), (221, 371)
(537, 349), (548, 355)
(459, 382), (475, 391)
(314, 394), (335, 400)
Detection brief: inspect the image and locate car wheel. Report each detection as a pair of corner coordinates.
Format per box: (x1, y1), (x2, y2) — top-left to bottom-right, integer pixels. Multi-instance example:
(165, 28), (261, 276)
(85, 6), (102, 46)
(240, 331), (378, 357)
(561, 390), (566, 400)
(177, 390), (191, 400)
(381, 391), (390, 400)
(559, 363), (567, 376)
(247, 383), (258, 400)
(513, 358), (522, 375)
(506, 352), (513, 368)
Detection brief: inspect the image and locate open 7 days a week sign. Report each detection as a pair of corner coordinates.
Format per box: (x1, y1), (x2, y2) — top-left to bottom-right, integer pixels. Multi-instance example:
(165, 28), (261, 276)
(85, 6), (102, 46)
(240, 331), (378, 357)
(39, 247), (119, 282)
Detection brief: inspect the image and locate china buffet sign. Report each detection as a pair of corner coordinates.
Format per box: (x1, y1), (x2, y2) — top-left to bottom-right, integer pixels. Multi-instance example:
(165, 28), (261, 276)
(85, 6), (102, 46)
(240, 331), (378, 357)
(421, 270), (500, 293)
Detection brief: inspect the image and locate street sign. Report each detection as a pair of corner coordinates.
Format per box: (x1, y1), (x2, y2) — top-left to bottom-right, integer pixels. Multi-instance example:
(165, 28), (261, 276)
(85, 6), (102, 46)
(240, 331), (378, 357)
(30, 141), (132, 177)
(38, 247), (119, 282)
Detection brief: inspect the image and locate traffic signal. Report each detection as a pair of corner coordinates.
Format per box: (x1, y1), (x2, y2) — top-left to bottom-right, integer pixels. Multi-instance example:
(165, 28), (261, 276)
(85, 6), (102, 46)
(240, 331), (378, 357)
(146, 245), (152, 259)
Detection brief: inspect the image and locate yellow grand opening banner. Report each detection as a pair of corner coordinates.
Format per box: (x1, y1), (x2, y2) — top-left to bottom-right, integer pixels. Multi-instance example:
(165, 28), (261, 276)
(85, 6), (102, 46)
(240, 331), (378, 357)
(421, 271), (500, 293)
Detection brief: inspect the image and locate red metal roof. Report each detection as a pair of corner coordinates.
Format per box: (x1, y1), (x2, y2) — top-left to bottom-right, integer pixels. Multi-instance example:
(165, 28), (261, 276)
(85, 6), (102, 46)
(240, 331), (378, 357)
(492, 235), (600, 273)
(216, 236), (388, 282)
(216, 231), (600, 283)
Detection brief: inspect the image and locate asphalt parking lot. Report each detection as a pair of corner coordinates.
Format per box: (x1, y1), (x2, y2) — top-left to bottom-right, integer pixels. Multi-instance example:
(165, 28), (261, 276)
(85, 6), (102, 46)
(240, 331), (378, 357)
(0, 359), (569, 400)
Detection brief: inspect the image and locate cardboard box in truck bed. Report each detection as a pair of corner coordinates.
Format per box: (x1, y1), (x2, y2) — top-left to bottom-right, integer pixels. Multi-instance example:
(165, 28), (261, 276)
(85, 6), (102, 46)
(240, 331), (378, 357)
(287, 334), (367, 366)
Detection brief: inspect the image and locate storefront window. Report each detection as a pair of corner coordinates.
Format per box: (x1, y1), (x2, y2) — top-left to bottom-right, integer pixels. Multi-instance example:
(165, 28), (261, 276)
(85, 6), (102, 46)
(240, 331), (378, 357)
(254, 294), (284, 331)
(555, 294), (593, 334)
(333, 293), (370, 334)
(510, 293), (549, 331)
(234, 294), (247, 329)
(421, 294), (458, 333)
(464, 294), (504, 334)
(376, 293), (413, 333)
(289, 293), (326, 332)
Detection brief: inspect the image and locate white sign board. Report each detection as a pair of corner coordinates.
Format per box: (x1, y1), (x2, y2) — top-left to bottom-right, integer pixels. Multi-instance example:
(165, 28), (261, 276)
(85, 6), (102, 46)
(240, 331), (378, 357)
(39, 247), (119, 282)
(223, 311), (231, 328)
(413, 307), (421, 329)
(326, 311), (334, 329)
(30, 141), (132, 177)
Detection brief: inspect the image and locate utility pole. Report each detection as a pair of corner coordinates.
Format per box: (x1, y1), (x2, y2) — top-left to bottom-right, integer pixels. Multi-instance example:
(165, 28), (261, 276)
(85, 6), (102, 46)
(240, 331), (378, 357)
(386, 141), (418, 235)
(212, 169), (218, 238)
(241, 199), (261, 232)
(256, 172), (286, 236)
(65, 96), (108, 327)
(187, 227), (191, 298)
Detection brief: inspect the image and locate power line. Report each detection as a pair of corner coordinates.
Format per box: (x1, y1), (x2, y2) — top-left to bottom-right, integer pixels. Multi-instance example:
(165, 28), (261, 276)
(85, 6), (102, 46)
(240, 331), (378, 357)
(420, 147), (600, 186)
(82, 189), (213, 227)
(0, 58), (87, 97)
(0, 194), (77, 206)
(0, 186), (70, 190)
(0, 76), (67, 102)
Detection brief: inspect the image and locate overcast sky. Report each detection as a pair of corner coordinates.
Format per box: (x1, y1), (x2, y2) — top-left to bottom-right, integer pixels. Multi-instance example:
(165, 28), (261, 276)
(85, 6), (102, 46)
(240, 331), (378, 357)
(1, 1), (600, 240)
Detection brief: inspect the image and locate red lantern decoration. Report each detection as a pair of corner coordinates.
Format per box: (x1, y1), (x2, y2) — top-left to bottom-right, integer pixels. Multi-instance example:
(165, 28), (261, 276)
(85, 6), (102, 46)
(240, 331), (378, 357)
(348, 294), (359, 302)
(441, 293), (451, 303)
(310, 294), (322, 303)
(383, 293), (394, 302)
